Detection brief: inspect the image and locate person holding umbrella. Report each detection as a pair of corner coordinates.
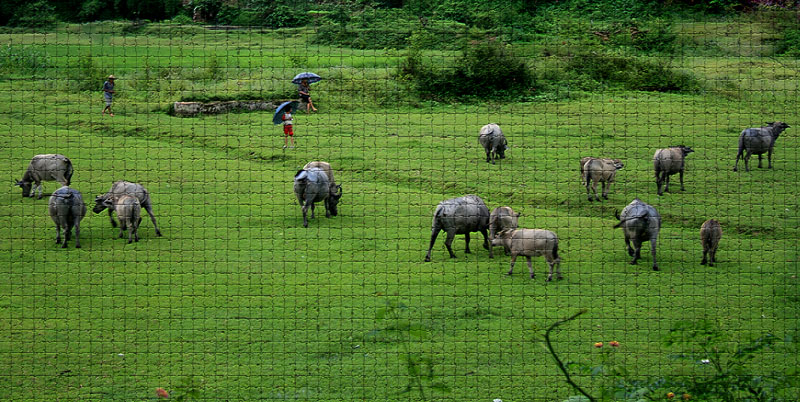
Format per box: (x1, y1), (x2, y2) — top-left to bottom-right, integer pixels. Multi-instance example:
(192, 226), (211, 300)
(292, 72), (321, 113)
(274, 101), (298, 149)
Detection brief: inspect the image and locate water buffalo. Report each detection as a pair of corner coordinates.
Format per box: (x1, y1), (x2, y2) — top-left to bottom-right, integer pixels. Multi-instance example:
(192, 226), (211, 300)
(16, 154), (74, 199)
(700, 219), (722, 267)
(424, 194), (494, 261)
(93, 181), (162, 237)
(479, 124), (507, 164)
(489, 206), (520, 255)
(583, 158), (624, 201)
(614, 198), (661, 270)
(294, 167), (342, 228)
(653, 145), (694, 196)
(48, 186), (86, 248)
(491, 228), (562, 281)
(733, 121), (790, 172)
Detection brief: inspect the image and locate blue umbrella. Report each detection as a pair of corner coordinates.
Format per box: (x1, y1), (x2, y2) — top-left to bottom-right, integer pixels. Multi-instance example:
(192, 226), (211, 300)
(292, 72), (322, 85)
(273, 101), (298, 125)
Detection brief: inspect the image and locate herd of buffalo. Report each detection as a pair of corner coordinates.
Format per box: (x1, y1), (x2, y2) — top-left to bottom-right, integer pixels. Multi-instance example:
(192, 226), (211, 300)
(14, 120), (790, 278)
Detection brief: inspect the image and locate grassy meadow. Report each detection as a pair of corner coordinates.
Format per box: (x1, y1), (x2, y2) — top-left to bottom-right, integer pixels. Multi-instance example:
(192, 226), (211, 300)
(1, 19), (799, 401)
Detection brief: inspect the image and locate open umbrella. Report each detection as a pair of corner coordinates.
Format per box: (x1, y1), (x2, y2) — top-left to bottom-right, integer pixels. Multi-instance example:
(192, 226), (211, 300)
(273, 101), (298, 125)
(292, 72), (322, 85)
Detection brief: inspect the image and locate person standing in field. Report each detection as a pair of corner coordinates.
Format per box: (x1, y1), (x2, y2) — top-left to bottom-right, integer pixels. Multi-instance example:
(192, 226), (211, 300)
(102, 75), (116, 116)
(282, 108), (295, 149)
(298, 78), (317, 113)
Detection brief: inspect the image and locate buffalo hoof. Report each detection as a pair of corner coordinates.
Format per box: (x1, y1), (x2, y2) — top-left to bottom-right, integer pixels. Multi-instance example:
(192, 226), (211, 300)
(506, 271), (513, 276)
(530, 273), (536, 279)
(156, 230), (163, 237)
(464, 249), (471, 254)
(75, 244), (81, 248)
(61, 243), (68, 249)
(558, 276), (564, 280)
(587, 197), (593, 202)
(424, 256), (431, 262)
(629, 260), (638, 265)
(733, 167), (738, 172)
(700, 260), (707, 265)
(627, 248), (635, 257)
(652, 265), (659, 271)
(546, 276), (552, 282)
(603, 195), (609, 200)
(708, 262), (714, 267)
(127, 239), (133, 244)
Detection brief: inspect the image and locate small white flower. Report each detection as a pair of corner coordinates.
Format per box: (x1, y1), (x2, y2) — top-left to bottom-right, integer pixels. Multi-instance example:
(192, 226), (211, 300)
(117, 353), (124, 357)
(700, 359), (710, 364)
(494, 399), (503, 402)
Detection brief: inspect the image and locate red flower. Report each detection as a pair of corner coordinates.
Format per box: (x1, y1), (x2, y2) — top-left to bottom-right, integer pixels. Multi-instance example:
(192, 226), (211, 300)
(156, 388), (169, 398)
(594, 342), (603, 348)
(667, 392), (675, 399)
(682, 394), (691, 400)
(609, 341), (620, 347)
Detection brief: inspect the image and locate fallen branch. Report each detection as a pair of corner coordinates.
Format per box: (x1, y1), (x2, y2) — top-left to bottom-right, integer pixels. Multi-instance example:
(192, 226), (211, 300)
(543, 309), (595, 402)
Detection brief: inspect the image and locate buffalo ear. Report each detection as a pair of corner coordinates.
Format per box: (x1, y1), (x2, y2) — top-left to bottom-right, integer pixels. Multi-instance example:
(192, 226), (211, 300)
(514, 213), (521, 218)
(102, 198), (114, 207)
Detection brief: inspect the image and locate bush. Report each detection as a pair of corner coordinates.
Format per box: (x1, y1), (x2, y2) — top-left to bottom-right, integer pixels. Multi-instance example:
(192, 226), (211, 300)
(0, 45), (51, 76)
(566, 51), (701, 93)
(9, 0), (58, 28)
(775, 28), (800, 57)
(400, 39), (534, 100)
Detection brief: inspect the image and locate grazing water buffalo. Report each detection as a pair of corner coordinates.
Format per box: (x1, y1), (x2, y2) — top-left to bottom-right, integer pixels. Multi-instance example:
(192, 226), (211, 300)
(491, 228), (562, 281)
(700, 219), (722, 267)
(653, 145), (694, 196)
(614, 198), (661, 270)
(93, 181), (162, 237)
(489, 206), (520, 255)
(424, 194), (494, 261)
(733, 121), (790, 172)
(479, 124), (507, 164)
(48, 186), (86, 248)
(294, 167), (342, 228)
(583, 158), (624, 201)
(112, 195), (142, 244)
(16, 154), (74, 199)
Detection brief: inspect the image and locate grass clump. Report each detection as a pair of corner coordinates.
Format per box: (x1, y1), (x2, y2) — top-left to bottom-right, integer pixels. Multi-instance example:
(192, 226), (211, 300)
(0, 45), (51, 77)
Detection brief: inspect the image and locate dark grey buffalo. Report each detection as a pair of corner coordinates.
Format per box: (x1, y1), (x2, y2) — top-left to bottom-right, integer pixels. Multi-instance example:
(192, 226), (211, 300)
(653, 145), (694, 196)
(294, 167), (342, 228)
(93, 181), (162, 237)
(489, 206), (520, 255)
(614, 198), (661, 271)
(424, 194), (494, 261)
(733, 121), (790, 172)
(700, 219), (722, 267)
(479, 124), (507, 164)
(16, 154), (74, 199)
(48, 186), (86, 248)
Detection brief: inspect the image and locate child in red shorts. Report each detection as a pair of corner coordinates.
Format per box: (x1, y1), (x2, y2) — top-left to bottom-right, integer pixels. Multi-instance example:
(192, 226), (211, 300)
(282, 110), (295, 149)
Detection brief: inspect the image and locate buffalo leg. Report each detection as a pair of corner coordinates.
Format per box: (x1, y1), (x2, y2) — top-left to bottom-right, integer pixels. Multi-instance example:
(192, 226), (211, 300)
(479, 228), (493, 258)
(744, 150), (752, 172)
(119, 221), (126, 239)
(768, 148), (773, 168)
(55, 223), (62, 244)
(507, 254), (517, 275)
(601, 181), (609, 200)
(108, 209), (118, 228)
(143, 204), (161, 236)
(630, 239), (642, 265)
(733, 151), (742, 172)
(664, 174), (671, 193)
(301, 202), (310, 228)
(650, 238), (658, 271)
(701, 247), (708, 265)
(710, 246), (717, 265)
(310, 203), (316, 219)
(62, 223), (72, 248)
(464, 233), (471, 254)
(656, 172), (664, 196)
(526, 256), (535, 279)
(625, 236), (634, 257)
(444, 231), (457, 258)
(757, 154), (763, 168)
(585, 181), (593, 201)
(679, 170), (685, 191)
(424, 227), (441, 262)
(73, 217), (81, 248)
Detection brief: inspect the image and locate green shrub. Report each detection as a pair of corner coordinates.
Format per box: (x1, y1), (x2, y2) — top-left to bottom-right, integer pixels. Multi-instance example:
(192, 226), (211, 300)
(0, 45), (51, 76)
(400, 40), (534, 100)
(566, 51), (700, 93)
(9, 0), (58, 28)
(775, 28), (800, 57)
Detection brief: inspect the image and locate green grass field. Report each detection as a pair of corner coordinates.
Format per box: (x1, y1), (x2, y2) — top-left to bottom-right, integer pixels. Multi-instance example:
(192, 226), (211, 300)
(1, 20), (799, 401)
